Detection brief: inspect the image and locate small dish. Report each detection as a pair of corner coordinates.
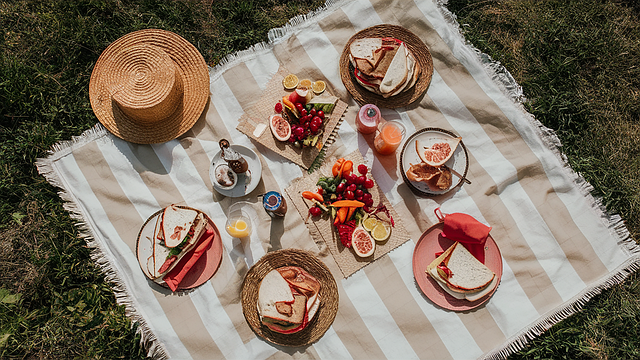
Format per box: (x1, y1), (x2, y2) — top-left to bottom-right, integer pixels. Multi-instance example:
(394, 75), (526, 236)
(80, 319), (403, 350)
(400, 128), (469, 196)
(212, 163), (238, 190)
(209, 144), (262, 197)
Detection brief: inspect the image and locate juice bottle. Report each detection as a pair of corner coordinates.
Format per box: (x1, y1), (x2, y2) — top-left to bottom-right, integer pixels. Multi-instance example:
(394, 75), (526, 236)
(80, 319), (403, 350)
(374, 121), (405, 155)
(356, 104), (380, 134)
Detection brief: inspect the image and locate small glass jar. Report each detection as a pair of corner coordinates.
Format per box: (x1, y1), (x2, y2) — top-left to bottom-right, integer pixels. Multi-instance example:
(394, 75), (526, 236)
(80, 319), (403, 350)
(356, 104), (381, 135)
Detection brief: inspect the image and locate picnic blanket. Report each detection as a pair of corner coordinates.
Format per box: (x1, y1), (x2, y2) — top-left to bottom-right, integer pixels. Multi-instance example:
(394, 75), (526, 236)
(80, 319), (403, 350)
(36, 0), (640, 359)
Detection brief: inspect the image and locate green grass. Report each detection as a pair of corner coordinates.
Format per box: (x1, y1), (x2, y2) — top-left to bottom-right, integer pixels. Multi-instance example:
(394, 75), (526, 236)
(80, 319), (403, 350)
(1, 0), (639, 358)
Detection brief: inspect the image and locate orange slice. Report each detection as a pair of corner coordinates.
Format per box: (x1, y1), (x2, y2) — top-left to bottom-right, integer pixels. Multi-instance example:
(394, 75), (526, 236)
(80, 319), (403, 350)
(283, 74), (299, 90)
(298, 79), (312, 89)
(312, 80), (326, 94)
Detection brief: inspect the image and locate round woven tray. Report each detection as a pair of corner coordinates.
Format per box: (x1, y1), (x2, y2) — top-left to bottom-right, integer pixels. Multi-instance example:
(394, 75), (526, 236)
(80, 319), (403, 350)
(339, 24), (434, 109)
(241, 249), (339, 347)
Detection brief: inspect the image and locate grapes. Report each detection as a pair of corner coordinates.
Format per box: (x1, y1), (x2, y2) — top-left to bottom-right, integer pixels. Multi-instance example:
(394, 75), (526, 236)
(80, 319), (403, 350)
(358, 164), (368, 175)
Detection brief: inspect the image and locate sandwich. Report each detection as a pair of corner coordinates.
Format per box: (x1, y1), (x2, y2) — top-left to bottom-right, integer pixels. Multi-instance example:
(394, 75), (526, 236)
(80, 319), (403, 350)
(147, 205), (209, 286)
(426, 242), (497, 302)
(349, 37), (420, 98)
(257, 266), (321, 334)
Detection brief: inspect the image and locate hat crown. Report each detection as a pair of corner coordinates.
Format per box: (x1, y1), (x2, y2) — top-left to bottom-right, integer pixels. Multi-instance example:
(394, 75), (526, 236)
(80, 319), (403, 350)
(110, 44), (183, 125)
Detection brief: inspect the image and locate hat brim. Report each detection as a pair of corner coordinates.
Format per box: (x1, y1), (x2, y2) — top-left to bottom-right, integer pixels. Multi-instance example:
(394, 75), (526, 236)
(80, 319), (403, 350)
(89, 29), (210, 144)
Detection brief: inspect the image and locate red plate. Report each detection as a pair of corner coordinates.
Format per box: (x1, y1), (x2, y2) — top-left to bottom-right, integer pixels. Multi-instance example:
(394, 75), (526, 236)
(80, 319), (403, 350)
(412, 222), (502, 311)
(136, 206), (223, 291)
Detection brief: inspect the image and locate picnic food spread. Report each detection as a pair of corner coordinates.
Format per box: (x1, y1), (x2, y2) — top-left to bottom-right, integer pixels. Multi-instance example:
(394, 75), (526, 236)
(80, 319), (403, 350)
(37, 5), (637, 358)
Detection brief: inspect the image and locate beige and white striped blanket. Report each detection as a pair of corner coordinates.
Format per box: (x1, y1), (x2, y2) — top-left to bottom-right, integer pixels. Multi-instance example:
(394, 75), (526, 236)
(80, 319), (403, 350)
(37, 0), (640, 359)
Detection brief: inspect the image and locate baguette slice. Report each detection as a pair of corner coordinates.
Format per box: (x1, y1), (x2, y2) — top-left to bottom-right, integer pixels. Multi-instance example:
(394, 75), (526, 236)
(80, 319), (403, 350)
(349, 38), (382, 65)
(379, 43), (408, 95)
(425, 241), (497, 301)
(444, 242), (495, 291)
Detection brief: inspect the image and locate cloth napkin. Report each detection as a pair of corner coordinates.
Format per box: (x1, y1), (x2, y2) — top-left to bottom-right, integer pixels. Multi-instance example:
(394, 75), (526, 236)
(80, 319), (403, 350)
(163, 226), (214, 291)
(435, 207), (492, 263)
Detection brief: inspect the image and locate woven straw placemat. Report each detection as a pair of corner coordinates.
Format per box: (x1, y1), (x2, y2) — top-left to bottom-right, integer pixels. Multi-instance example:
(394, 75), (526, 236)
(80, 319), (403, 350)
(339, 24), (433, 109)
(237, 66), (348, 169)
(285, 150), (411, 278)
(241, 249), (338, 347)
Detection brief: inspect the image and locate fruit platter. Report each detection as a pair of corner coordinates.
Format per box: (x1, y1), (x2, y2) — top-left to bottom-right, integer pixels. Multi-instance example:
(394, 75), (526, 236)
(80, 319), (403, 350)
(285, 150), (411, 278)
(236, 67), (348, 170)
(269, 74), (338, 150)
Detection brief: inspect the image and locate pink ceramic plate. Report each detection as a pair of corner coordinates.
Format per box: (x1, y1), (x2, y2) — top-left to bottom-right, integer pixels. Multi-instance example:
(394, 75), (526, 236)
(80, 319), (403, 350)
(136, 206), (223, 291)
(412, 222), (502, 311)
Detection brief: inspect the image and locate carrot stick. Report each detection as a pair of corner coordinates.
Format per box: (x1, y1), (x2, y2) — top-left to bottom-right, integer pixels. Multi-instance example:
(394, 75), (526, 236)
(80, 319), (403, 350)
(337, 206), (348, 224)
(331, 200), (364, 208)
(346, 206), (356, 221)
(302, 191), (323, 203)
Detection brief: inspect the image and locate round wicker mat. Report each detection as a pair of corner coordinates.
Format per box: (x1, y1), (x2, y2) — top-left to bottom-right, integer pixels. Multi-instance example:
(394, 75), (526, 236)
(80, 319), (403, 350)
(241, 249), (339, 347)
(339, 24), (434, 109)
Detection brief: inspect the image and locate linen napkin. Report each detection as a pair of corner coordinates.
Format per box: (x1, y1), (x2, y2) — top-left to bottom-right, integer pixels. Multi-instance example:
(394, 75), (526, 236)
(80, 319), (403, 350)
(163, 226), (215, 291)
(435, 207), (492, 263)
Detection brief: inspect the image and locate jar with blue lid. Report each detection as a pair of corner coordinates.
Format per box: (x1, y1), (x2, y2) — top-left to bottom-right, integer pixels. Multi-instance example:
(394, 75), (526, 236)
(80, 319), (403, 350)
(262, 191), (287, 217)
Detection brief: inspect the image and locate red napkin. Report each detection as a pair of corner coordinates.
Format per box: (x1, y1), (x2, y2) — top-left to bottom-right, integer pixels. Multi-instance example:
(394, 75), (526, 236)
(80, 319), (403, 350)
(435, 208), (492, 263)
(163, 226), (215, 292)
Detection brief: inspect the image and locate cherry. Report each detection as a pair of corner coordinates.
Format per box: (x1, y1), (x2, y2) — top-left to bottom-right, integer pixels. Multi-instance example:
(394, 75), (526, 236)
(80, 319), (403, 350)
(275, 102), (283, 113)
(345, 191), (355, 200)
(355, 189), (364, 198)
(310, 108), (317, 116)
(309, 206), (322, 217)
(346, 183), (357, 192)
(364, 178), (374, 189)
(336, 182), (346, 193)
(317, 110), (325, 119)
(356, 175), (366, 185)
(301, 108), (308, 117)
(356, 196), (363, 201)
(358, 164), (368, 175)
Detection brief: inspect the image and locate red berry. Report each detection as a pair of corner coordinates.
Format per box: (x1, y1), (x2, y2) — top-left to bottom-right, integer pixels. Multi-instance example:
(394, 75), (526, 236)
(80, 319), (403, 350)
(364, 179), (374, 189)
(345, 191), (355, 200)
(317, 110), (325, 119)
(275, 102), (283, 113)
(309, 206), (322, 217)
(336, 182), (345, 193)
(358, 164), (368, 175)
(355, 189), (364, 197)
(310, 108), (317, 116)
(347, 184), (357, 192)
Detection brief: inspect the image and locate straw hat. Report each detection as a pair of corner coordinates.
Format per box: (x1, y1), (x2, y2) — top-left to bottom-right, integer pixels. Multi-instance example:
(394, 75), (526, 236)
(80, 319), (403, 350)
(89, 29), (210, 144)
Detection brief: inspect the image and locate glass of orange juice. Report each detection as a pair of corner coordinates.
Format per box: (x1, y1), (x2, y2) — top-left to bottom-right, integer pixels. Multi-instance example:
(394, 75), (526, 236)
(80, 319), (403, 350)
(374, 120), (406, 155)
(225, 202), (252, 238)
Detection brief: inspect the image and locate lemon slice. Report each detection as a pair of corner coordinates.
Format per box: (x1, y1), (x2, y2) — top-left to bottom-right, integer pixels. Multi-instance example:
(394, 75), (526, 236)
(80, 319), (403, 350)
(298, 79), (312, 89)
(371, 222), (391, 242)
(362, 217), (379, 232)
(283, 74), (299, 90)
(312, 80), (326, 94)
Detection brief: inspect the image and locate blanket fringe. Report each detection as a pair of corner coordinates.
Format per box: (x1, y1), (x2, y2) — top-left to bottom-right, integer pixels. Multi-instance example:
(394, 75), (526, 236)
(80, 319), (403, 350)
(435, 1), (640, 359)
(35, 125), (169, 360)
